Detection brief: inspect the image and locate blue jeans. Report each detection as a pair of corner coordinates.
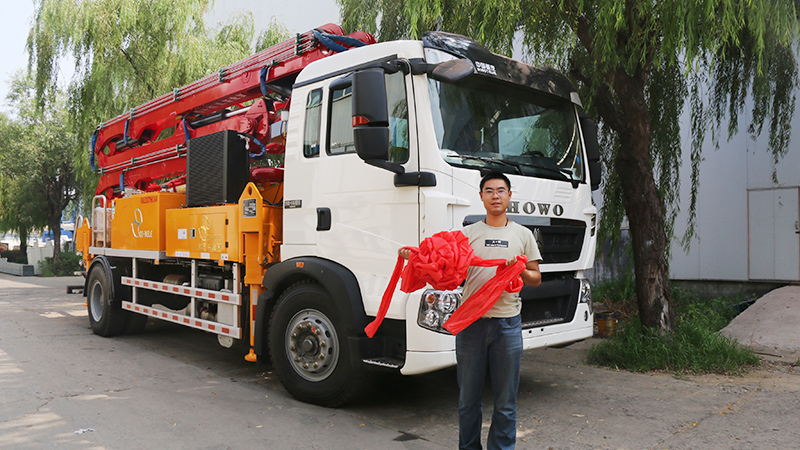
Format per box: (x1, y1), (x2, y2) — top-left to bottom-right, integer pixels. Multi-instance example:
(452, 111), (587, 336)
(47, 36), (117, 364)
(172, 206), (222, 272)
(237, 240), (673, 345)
(456, 315), (523, 450)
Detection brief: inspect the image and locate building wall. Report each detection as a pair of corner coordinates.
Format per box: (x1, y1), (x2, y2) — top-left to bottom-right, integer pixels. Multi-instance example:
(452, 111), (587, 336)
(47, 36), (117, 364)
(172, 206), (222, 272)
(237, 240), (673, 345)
(670, 97), (800, 282)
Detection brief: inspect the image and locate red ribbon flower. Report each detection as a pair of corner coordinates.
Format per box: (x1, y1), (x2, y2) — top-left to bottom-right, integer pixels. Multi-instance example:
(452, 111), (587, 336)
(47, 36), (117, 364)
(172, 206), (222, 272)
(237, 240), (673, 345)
(365, 230), (527, 337)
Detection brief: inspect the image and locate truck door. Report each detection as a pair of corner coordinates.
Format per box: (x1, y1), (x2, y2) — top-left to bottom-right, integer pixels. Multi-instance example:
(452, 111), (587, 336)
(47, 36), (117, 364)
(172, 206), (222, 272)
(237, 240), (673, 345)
(284, 70), (419, 317)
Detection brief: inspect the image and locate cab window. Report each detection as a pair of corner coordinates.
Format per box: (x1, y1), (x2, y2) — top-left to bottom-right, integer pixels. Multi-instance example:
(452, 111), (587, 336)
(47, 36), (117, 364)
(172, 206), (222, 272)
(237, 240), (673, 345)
(303, 88), (322, 158)
(327, 71), (409, 163)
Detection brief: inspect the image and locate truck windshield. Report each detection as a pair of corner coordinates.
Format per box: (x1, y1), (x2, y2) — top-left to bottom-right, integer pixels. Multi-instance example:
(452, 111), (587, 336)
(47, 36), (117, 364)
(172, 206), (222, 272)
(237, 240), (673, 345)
(428, 79), (584, 184)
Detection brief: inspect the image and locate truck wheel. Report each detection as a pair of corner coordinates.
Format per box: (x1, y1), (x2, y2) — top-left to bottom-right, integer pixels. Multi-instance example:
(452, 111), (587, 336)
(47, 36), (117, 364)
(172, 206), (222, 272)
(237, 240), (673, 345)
(87, 265), (127, 337)
(268, 281), (369, 407)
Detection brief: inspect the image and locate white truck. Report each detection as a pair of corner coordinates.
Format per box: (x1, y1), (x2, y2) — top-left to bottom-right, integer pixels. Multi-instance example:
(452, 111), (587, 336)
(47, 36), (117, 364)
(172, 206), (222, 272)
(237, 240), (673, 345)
(77, 25), (601, 406)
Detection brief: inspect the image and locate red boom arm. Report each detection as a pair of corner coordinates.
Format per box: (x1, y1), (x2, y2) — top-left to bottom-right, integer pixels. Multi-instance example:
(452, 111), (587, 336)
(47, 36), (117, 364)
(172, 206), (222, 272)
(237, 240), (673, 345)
(91, 24), (375, 198)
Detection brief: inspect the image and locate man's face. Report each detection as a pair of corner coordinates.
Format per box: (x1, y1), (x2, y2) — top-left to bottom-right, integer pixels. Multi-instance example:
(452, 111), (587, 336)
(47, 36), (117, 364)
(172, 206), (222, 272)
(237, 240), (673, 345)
(480, 178), (511, 215)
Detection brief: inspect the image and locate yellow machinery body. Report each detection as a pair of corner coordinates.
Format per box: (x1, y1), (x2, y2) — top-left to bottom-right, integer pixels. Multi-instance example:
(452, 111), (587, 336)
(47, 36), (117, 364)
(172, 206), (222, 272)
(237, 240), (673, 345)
(75, 183), (283, 357)
(111, 192), (185, 251)
(166, 204), (241, 261)
(77, 184), (282, 268)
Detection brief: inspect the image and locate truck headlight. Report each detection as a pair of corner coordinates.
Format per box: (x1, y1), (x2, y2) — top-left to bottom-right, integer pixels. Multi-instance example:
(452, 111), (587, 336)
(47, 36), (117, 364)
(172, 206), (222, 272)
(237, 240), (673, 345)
(418, 289), (462, 334)
(579, 278), (593, 314)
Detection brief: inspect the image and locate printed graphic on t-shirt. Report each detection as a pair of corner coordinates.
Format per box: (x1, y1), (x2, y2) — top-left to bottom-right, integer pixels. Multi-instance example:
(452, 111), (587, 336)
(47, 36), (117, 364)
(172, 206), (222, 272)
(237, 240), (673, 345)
(484, 239), (509, 248)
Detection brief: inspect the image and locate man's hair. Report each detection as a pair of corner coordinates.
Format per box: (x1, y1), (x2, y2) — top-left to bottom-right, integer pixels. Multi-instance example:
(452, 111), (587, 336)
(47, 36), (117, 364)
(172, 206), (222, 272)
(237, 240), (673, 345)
(480, 172), (511, 191)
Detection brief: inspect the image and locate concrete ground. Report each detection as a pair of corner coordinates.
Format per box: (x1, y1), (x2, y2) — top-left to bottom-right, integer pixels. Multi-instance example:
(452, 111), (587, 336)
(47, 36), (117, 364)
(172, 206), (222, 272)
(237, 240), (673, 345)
(1, 273), (798, 450)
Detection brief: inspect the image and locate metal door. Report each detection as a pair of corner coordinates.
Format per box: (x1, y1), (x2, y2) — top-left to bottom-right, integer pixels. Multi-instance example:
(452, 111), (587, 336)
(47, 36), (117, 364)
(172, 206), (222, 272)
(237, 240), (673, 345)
(748, 187), (800, 281)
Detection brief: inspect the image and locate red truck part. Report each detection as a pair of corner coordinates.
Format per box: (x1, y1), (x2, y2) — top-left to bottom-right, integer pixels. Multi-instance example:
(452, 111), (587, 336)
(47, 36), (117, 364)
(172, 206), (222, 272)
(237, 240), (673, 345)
(90, 24), (375, 198)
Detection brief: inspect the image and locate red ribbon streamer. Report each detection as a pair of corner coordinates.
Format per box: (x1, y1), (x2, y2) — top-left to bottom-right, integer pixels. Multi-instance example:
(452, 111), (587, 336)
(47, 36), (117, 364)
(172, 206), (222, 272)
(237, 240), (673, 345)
(364, 231), (527, 337)
(442, 255), (526, 335)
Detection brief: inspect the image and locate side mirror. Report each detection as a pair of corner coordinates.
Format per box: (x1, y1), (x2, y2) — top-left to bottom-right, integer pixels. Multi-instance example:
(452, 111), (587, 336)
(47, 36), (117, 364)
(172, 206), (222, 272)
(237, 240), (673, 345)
(430, 59), (475, 83)
(579, 114), (602, 191)
(352, 68), (389, 125)
(352, 68), (390, 161)
(351, 68), (404, 174)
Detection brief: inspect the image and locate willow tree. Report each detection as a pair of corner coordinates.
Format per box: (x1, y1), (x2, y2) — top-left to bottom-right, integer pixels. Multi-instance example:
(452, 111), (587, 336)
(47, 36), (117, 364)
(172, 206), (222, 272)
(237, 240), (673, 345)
(0, 73), (79, 265)
(27, 0), (289, 203)
(0, 113), (44, 259)
(339, 0), (800, 333)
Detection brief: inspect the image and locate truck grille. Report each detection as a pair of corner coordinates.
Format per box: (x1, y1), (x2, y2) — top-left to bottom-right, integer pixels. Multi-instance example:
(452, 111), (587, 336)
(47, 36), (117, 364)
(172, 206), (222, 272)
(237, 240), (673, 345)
(531, 218), (586, 264)
(520, 274), (579, 328)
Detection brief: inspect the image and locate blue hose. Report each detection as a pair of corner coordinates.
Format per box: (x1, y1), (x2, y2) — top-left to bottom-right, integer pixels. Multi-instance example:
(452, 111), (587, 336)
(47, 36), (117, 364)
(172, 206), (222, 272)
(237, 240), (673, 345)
(182, 116), (191, 142)
(249, 135), (267, 160)
(260, 66), (270, 97)
(89, 133), (98, 171)
(312, 30), (367, 53)
(123, 119), (131, 146)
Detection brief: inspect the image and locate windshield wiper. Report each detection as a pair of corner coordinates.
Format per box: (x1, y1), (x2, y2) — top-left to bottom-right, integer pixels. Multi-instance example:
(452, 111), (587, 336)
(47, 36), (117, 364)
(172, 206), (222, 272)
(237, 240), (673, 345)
(515, 161), (580, 188)
(445, 153), (580, 188)
(445, 153), (523, 175)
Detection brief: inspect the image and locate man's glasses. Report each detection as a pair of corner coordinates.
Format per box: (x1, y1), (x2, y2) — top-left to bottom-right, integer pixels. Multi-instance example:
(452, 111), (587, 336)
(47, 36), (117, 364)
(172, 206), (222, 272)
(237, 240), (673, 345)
(482, 188), (508, 196)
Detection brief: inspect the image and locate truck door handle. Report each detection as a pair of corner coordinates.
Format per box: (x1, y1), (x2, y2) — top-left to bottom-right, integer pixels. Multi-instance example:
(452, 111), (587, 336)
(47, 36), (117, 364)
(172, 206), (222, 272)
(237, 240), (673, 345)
(317, 207), (331, 231)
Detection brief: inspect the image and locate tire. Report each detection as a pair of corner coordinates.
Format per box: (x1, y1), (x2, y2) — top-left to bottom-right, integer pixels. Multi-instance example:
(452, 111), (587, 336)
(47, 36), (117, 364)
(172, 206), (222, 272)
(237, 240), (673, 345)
(87, 265), (127, 337)
(268, 281), (369, 407)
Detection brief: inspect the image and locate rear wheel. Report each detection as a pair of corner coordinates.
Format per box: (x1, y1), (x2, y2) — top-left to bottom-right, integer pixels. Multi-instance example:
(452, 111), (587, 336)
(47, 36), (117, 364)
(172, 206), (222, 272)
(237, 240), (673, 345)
(87, 265), (127, 337)
(268, 281), (369, 407)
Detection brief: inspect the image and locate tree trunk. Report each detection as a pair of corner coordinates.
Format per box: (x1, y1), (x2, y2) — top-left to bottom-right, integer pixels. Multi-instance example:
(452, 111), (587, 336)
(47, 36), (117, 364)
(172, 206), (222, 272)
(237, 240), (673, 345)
(49, 215), (61, 266)
(19, 227), (28, 263)
(613, 71), (675, 335)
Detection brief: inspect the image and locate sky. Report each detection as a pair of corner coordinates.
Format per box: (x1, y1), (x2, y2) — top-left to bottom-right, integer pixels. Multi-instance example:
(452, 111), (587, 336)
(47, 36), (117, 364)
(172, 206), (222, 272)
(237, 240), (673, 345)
(1, 0), (35, 114)
(0, 0), (343, 115)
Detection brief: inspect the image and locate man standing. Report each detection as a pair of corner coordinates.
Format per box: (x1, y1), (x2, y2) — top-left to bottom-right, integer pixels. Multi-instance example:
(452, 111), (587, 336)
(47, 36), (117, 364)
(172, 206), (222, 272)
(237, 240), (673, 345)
(458, 172), (542, 449)
(399, 172), (542, 449)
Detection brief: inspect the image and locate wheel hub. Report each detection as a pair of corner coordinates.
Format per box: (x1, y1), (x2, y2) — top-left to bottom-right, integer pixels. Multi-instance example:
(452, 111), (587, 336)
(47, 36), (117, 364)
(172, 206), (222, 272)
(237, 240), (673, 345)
(89, 280), (104, 322)
(285, 309), (339, 381)
(300, 336), (316, 353)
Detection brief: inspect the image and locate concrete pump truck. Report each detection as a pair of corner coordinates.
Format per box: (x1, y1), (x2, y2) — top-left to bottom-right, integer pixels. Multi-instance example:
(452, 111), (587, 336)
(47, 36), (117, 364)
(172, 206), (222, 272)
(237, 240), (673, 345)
(76, 23), (602, 406)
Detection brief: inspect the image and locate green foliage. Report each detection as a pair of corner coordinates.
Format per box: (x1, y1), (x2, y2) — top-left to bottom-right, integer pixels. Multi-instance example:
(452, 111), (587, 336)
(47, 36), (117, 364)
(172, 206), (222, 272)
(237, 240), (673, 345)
(38, 251), (82, 277)
(254, 17), (291, 52)
(0, 72), (81, 265)
(0, 145), (44, 246)
(592, 272), (638, 317)
(588, 289), (761, 375)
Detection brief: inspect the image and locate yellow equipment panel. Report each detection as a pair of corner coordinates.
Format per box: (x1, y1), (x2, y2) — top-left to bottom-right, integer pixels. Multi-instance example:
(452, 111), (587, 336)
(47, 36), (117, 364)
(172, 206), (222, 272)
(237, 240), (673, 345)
(166, 205), (241, 262)
(111, 192), (186, 251)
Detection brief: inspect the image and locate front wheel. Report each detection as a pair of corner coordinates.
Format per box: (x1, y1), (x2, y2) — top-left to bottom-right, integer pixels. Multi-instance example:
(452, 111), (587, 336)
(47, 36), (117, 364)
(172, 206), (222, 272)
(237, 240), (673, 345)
(268, 281), (369, 407)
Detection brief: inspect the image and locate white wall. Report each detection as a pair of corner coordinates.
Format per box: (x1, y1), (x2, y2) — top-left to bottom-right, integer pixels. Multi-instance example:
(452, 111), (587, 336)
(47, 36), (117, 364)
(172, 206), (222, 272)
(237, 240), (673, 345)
(26, 239), (55, 275)
(670, 93), (800, 281)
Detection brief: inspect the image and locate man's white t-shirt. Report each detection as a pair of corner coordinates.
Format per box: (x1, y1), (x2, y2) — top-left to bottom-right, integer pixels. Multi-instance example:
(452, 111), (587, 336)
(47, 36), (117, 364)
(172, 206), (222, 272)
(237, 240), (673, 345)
(461, 220), (542, 318)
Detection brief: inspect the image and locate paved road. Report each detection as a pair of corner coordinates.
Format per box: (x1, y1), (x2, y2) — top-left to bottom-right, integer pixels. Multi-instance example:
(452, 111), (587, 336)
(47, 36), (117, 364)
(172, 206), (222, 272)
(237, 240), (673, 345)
(1, 273), (798, 449)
